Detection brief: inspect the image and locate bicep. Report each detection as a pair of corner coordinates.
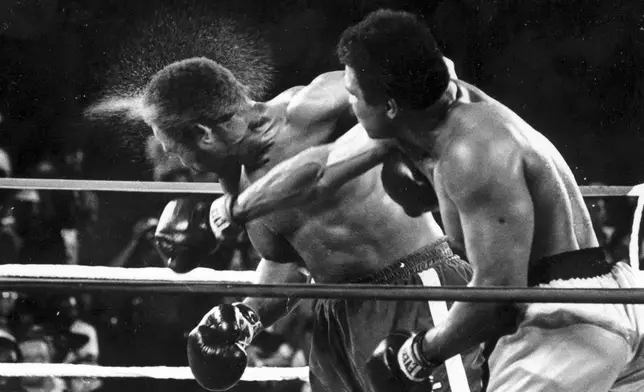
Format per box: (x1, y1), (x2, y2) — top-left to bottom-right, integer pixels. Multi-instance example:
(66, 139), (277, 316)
(246, 222), (308, 285)
(246, 221), (303, 265)
(451, 174), (534, 287)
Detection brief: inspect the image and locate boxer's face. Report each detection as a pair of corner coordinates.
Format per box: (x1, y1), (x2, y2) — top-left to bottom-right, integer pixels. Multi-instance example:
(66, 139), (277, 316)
(152, 123), (223, 175)
(152, 113), (246, 176)
(344, 66), (394, 139)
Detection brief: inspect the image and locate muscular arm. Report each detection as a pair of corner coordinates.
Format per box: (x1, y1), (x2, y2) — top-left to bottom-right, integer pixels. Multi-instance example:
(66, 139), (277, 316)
(231, 125), (396, 222)
(243, 258), (308, 327)
(423, 144), (534, 361)
(287, 71), (350, 126)
(242, 221), (308, 327)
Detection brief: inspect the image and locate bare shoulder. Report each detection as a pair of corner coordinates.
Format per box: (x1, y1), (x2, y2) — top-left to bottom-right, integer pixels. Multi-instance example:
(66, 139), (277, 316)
(439, 104), (522, 201)
(285, 71), (347, 126)
(269, 85), (307, 107)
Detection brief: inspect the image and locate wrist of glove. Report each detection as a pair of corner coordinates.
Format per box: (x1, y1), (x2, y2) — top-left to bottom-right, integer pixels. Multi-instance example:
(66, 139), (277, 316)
(209, 194), (243, 240)
(196, 303), (263, 348)
(397, 331), (441, 382)
(230, 303), (264, 348)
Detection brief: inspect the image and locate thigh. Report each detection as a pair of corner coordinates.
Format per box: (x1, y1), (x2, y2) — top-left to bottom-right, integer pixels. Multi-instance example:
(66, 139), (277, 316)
(488, 323), (630, 392)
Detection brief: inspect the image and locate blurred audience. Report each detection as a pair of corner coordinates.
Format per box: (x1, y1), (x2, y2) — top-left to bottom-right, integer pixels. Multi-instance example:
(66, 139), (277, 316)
(585, 181), (634, 264)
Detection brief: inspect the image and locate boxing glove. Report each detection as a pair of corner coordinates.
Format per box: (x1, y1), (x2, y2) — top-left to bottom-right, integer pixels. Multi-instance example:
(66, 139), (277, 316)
(366, 330), (438, 392)
(208, 193), (243, 240)
(187, 303), (263, 391)
(154, 197), (219, 273)
(381, 151), (438, 217)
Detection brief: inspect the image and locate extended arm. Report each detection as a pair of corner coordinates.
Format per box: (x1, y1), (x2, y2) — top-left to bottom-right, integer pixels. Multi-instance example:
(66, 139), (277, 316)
(230, 126), (396, 223)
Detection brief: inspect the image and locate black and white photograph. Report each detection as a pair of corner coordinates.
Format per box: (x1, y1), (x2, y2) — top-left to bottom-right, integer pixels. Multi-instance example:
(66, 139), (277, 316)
(0, 0), (643, 391)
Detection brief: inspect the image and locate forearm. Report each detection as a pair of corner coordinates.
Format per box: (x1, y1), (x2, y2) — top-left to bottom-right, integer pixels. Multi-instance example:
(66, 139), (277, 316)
(232, 140), (393, 222)
(242, 259), (308, 327)
(108, 239), (142, 267)
(422, 293), (518, 361)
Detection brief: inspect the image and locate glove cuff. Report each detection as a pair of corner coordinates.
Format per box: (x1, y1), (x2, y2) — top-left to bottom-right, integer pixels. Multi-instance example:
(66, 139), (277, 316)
(233, 303), (263, 348)
(224, 193), (239, 224)
(209, 194), (241, 239)
(397, 332), (437, 382)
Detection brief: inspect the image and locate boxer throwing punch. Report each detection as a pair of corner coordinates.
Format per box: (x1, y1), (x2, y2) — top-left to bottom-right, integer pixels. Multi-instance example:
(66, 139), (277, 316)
(145, 55), (481, 392)
(260, 9), (644, 392)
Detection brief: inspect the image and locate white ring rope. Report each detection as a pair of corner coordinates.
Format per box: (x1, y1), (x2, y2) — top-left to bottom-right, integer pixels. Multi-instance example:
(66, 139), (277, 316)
(0, 178), (223, 194)
(0, 264), (256, 283)
(0, 178), (642, 197)
(0, 364), (309, 381)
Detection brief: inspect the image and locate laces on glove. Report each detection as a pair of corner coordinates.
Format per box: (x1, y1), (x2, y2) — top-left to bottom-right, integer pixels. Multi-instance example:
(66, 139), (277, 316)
(397, 332), (441, 382)
(209, 194), (241, 239)
(232, 303), (263, 348)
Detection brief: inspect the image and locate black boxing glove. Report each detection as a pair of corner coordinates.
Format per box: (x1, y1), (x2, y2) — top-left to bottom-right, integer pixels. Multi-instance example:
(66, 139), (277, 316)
(154, 197), (219, 273)
(187, 303), (263, 391)
(381, 151), (438, 217)
(366, 330), (439, 392)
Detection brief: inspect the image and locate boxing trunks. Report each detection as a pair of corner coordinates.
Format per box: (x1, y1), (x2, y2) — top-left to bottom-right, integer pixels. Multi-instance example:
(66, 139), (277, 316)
(484, 248), (644, 392)
(308, 237), (483, 392)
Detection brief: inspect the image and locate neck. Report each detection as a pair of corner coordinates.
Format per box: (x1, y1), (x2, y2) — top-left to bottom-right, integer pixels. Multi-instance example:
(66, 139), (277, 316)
(234, 101), (276, 173)
(397, 81), (459, 160)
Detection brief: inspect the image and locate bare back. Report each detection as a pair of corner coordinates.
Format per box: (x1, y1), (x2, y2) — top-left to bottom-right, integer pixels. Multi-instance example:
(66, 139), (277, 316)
(430, 80), (598, 279)
(242, 89), (444, 283)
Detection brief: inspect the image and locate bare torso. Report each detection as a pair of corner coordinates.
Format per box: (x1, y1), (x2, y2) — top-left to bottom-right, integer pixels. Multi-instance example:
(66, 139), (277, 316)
(426, 80), (598, 272)
(241, 91), (445, 283)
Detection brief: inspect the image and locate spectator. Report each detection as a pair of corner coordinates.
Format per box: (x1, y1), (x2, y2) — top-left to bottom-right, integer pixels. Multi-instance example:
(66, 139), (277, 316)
(0, 292), (20, 330)
(60, 297), (102, 392)
(0, 148), (20, 265)
(63, 149), (100, 266)
(17, 325), (68, 392)
(0, 328), (23, 392)
(5, 160), (78, 265)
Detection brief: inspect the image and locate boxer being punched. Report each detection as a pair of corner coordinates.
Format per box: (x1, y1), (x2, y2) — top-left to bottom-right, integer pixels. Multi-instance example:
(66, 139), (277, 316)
(144, 57), (481, 391)
(323, 9), (644, 392)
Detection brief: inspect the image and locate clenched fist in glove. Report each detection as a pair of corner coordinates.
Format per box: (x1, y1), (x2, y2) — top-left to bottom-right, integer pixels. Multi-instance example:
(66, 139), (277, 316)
(187, 303), (263, 391)
(154, 196), (244, 273)
(366, 330), (439, 392)
(381, 151), (439, 217)
(208, 193), (243, 240)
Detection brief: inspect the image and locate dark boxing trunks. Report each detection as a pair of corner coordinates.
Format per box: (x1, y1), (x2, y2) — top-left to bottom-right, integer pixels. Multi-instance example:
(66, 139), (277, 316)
(308, 237), (483, 392)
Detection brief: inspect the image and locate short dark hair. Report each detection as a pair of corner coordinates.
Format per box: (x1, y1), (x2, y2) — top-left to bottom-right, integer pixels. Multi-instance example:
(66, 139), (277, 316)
(337, 9), (449, 110)
(143, 57), (249, 139)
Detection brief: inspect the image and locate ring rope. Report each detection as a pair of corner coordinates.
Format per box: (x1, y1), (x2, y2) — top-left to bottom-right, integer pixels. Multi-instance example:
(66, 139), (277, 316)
(0, 364), (309, 381)
(2, 265), (644, 303)
(0, 264), (256, 283)
(0, 178), (223, 194)
(0, 178), (641, 197)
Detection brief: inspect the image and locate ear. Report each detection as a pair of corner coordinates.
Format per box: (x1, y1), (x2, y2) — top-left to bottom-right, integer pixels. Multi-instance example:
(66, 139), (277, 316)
(385, 98), (399, 120)
(194, 123), (215, 148)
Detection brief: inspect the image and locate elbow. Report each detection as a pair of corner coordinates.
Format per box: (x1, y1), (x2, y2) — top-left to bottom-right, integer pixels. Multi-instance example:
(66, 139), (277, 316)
(315, 177), (333, 200)
(471, 274), (523, 331)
